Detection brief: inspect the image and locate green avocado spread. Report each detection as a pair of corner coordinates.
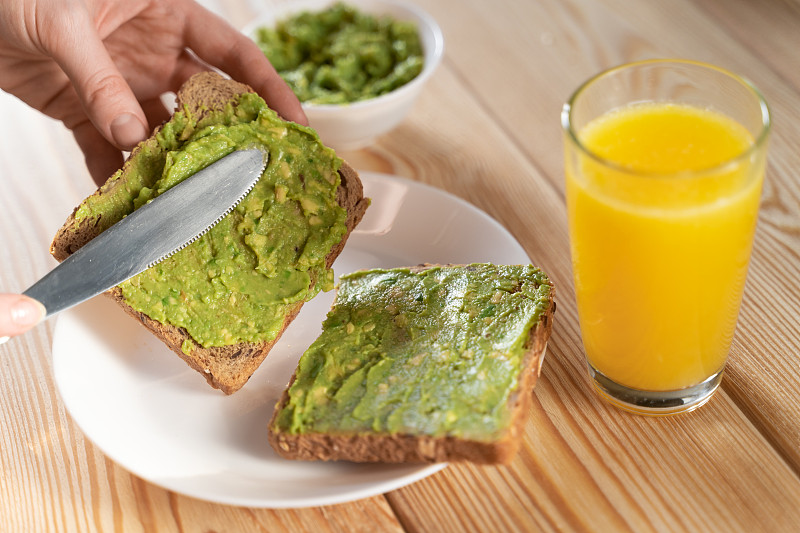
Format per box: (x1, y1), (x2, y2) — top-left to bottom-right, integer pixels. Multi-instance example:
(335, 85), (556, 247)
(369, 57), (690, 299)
(273, 264), (552, 440)
(254, 2), (424, 104)
(73, 92), (348, 352)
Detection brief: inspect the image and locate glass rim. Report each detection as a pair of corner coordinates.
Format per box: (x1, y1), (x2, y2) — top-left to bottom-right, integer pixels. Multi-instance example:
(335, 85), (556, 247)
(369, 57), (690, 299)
(561, 59), (772, 179)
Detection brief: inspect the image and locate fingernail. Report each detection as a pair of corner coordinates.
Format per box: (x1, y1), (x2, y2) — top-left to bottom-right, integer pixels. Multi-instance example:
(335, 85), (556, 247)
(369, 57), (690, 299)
(12, 298), (46, 328)
(110, 113), (148, 149)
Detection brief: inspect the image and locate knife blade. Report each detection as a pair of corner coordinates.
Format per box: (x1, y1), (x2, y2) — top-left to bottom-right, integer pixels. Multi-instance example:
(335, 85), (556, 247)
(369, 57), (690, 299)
(23, 148), (266, 318)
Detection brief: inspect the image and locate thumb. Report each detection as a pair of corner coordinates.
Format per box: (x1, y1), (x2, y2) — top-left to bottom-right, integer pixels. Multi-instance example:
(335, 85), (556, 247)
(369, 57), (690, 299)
(0, 295), (46, 341)
(49, 17), (148, 151)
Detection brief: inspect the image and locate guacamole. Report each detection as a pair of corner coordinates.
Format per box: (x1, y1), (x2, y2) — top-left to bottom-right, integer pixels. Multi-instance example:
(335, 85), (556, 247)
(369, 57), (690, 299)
(73, 93), (348, 352)
(273, 264), (552, 440)
(254, 2), (424, 104)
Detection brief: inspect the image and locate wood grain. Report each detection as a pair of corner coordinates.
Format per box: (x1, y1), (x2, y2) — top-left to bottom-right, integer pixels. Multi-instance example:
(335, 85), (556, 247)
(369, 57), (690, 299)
(423, 0), (800, 479)
(2, 0), (800, 531)
(372, 31), (800, 531)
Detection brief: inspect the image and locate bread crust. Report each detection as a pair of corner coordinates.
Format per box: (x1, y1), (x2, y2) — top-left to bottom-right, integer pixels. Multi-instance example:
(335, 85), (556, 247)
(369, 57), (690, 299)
(268, 264), (555, 464)
(50, 72), (369, 395)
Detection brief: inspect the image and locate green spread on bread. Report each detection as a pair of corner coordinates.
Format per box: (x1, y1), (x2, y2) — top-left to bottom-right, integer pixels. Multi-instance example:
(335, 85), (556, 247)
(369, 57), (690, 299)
(72, 93), (348, 351)
(272, 264), (552, 440)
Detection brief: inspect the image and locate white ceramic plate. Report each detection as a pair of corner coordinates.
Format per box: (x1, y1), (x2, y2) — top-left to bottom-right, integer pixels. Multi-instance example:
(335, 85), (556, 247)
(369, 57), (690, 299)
(52, 173), (531, 508)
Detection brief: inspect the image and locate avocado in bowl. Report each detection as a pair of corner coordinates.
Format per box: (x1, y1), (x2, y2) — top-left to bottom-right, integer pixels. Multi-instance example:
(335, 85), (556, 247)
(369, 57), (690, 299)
(246, 0), (444, 150)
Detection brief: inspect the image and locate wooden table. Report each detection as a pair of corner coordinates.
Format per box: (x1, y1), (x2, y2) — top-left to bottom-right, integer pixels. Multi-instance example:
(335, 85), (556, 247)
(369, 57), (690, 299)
(2, 0), (799, 531)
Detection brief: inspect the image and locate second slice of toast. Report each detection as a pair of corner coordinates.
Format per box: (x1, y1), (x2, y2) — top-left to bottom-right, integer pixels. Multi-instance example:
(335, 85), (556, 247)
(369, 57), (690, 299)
(269, 263), (554, 464)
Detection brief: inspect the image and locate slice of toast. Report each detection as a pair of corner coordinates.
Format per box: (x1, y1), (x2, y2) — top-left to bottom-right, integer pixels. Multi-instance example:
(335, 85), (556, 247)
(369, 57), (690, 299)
(268, 263), (555, 464)
(50, 72), (369, 394)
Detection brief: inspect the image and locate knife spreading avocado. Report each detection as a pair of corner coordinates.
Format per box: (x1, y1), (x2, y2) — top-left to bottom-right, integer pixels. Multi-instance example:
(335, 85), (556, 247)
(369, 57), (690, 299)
(72, 92), (348, 353)
(272, 264), (552, 440)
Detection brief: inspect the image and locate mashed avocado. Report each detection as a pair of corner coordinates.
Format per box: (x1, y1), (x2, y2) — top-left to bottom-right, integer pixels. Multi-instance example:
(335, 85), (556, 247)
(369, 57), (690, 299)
(273, 264), (552, 440)
(73, 93), (348, 351)
(254, 2), (424, 104)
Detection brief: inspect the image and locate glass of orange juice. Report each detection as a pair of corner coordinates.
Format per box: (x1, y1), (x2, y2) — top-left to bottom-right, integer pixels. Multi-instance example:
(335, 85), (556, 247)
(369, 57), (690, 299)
(562, 59), (770, 415)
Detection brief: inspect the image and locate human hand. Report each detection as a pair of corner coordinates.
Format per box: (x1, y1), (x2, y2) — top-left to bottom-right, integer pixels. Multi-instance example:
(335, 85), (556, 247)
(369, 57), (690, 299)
(0, 0), (306, 185)
(0, 295), (46, 344)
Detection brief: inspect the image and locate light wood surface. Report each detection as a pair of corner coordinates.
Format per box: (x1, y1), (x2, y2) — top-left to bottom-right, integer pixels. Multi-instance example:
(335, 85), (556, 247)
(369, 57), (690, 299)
(2, 0), (799, 531)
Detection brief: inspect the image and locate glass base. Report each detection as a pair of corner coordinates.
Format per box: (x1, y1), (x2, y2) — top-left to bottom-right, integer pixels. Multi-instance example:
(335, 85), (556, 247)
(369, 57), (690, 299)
(588, 365), (724, 416)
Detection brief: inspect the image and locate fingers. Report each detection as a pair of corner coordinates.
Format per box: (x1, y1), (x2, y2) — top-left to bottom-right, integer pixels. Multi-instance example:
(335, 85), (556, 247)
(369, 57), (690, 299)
(0, 295), (46, 341)
(141, 96), (172, 131)
(71, 96), (176, 187)
(168, 48), (212, 93)
(48, 8), (149, 151)
(181, 1), (308, 125)
(72, 120), (125, 186)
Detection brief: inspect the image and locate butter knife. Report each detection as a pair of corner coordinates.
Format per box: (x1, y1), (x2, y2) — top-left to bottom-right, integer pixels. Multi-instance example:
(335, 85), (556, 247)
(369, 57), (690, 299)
(23, 148), (266, 319)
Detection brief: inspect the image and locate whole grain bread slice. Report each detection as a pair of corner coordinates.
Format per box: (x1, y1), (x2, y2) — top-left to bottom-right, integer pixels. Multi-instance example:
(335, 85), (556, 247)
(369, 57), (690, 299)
(268, 263), (555, 464)
(50, 72), (370, 395)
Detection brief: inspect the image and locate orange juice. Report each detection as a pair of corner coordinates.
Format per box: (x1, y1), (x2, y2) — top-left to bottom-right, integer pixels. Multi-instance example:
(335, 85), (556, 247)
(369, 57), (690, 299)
(566, 102), (764, 391)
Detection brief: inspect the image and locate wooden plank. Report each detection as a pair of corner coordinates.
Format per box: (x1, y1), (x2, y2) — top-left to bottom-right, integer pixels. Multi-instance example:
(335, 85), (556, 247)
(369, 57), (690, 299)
(418, 0), (800, 474)
(366, 28), (800, 531)
(141, 479), (403, 533)
(690, 0), (800, 91)
(576, 0), (800, 475)
(3, 0), (800, 530)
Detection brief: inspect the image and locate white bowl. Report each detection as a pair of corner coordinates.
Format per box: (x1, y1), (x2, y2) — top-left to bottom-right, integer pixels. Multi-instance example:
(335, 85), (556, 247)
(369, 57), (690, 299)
(245, 0), (444, 150)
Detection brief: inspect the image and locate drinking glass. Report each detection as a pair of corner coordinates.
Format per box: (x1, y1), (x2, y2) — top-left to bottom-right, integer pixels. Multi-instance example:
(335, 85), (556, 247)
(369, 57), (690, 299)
(562, 59), (770, 415)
